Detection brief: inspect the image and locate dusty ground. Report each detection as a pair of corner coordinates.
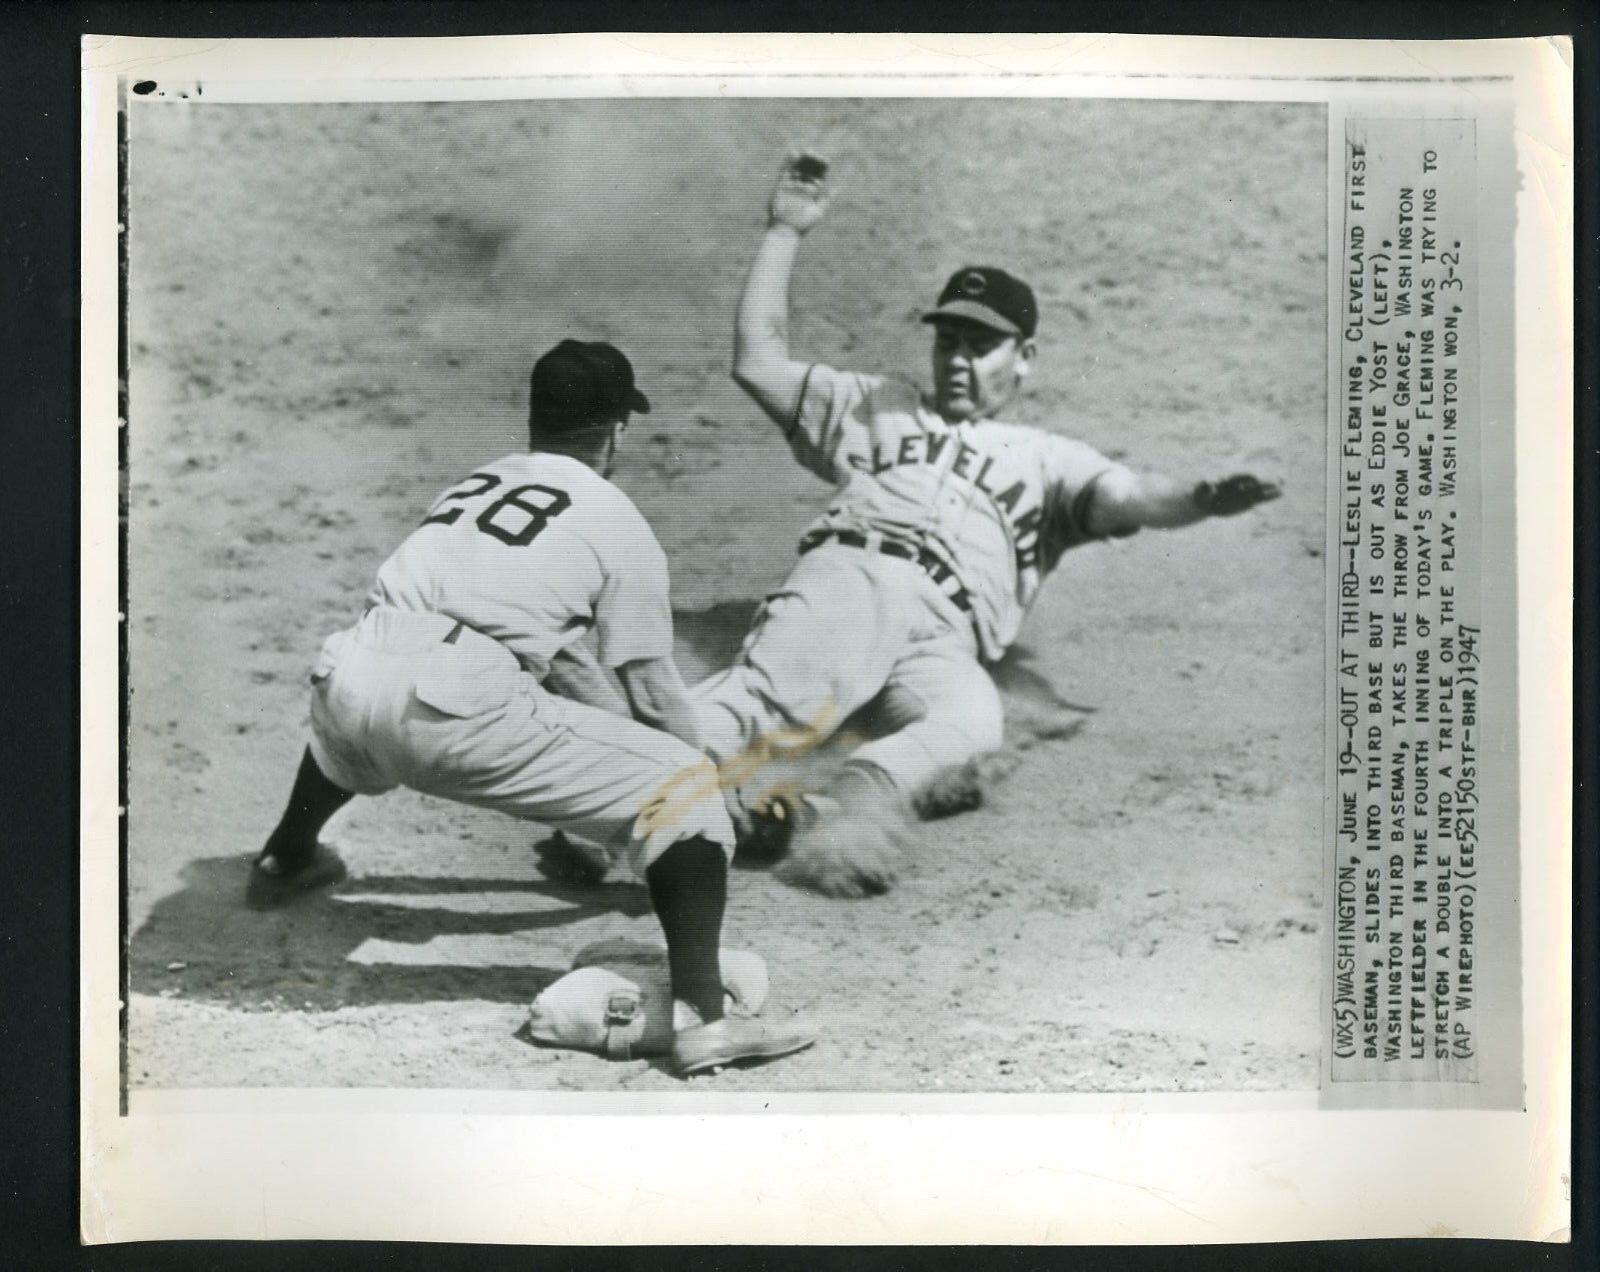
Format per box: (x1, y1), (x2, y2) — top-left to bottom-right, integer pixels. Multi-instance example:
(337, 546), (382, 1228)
(124, 96), (1327, 1092)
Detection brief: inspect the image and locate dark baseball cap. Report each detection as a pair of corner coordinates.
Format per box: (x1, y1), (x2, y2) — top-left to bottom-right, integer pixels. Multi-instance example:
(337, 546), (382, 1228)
(529, 339), (651, 434)
(921, 266), (1038, 339)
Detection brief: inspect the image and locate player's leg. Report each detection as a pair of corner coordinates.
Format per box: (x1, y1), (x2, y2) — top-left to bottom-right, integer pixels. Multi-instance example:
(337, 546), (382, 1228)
(643, 829), (813, 1075)
(248, 748), (356, 905)
(850, 642), (1005, 804)
(773, 638), (1003, 898)
(487, 703), (735, 1026)
(403, 681), (814, 1072)
(643, 834), (727, 1024)
(248, 629), (397, 908)
(392, 680), (728, 1021)
(691, 545), (909, 768)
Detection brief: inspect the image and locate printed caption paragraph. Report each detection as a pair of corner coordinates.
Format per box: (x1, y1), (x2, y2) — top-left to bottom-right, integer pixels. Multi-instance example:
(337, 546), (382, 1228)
(1330, 117), (1483, 1083)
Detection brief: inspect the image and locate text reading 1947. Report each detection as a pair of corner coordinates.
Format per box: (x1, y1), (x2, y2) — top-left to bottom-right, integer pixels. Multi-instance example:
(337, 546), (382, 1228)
(1330, 118), (1481, 1083)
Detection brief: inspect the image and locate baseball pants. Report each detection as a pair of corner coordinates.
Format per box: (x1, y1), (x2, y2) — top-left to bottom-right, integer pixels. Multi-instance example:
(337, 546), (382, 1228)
(692, 544), (1004, 796)
(307, 607), (733, 877)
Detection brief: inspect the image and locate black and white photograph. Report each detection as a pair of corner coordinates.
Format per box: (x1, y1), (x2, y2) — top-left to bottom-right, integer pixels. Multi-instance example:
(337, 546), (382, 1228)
(121, 90), (1326, 1093)
(80, 33), (1572, 1246)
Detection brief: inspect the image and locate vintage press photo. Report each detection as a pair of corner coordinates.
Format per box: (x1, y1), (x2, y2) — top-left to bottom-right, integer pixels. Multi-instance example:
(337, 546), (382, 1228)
(120, 92), (1331, 1095)
(81, 35), (1571, 1244)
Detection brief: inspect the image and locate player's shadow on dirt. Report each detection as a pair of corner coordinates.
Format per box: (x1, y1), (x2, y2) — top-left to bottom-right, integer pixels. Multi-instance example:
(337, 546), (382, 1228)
(990, 643), (1100, 716)
(672, 599), (760, 678)
(128, 855), (653, 1013)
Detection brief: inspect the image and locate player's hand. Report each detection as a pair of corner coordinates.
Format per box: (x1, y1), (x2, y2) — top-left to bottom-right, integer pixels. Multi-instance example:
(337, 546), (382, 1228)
(1195, 474), (1282, 517)
(768, 152), (831, 233)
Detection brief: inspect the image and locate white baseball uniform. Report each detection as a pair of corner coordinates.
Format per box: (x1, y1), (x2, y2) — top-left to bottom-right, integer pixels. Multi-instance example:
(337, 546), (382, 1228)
(694, 366), (1135, 793)
(307, 451), (732, 876)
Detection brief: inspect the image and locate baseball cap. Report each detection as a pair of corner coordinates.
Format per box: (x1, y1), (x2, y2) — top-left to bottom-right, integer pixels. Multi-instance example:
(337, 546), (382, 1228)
(529, 339), (651, 434)
(921, 266), (1038, 339)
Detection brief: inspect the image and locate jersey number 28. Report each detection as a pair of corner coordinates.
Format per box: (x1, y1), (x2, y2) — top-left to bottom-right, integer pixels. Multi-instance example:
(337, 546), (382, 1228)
(421, 473), (571, 547)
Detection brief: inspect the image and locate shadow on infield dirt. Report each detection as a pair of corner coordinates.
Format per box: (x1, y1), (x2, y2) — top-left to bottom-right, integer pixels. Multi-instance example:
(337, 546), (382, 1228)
(129, 612), (1096, 1015)
(129, 855), (653, 1011)
(671, 599), (760, 678)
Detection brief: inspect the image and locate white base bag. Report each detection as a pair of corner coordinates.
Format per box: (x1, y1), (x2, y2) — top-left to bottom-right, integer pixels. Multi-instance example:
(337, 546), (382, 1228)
(527, 943), (769, 1060)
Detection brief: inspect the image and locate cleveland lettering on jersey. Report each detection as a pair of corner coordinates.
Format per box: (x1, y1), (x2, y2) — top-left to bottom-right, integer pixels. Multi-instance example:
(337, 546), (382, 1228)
(845, 432), (1043, 568)
(792, 369), (1133, 660)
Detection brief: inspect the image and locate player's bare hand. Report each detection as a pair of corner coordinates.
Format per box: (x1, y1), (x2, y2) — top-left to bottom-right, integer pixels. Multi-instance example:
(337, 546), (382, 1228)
(1195, 474), (1281, 517)
(768, 152), (831, 233)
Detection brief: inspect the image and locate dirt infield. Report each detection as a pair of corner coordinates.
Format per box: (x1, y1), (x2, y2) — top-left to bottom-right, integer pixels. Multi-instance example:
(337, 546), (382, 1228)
(124, 96), (1327, 1092)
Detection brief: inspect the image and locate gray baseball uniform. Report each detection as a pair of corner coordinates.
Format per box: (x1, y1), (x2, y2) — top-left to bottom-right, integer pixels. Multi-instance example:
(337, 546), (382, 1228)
(309, 450), (732, 876)
(694, 366), (1134, 794)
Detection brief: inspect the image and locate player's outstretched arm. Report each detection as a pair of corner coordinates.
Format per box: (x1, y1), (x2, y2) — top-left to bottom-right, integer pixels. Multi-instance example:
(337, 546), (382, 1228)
(1083, 469), (1282, 537)
(616, 655), (704, 751)
(732, 153), (831, 427)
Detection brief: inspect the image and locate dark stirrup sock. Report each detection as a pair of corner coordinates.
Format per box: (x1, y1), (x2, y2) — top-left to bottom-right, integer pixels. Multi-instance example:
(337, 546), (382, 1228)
(260, 747), (356, 868)
(645, 835), (729, 1024)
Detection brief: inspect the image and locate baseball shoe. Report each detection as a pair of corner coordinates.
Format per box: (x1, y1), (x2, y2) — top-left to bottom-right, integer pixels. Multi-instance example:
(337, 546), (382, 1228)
(245, 843), (348, 909)
(672, 1016), (816, 1076)
(912, 760), (984, 821)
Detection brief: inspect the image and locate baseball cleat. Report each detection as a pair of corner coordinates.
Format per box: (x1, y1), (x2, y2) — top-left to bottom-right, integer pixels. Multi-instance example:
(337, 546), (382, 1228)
(672, 1016), (816, 1076)
(245, 843), (348, 909)
(911, 760), (985, 821)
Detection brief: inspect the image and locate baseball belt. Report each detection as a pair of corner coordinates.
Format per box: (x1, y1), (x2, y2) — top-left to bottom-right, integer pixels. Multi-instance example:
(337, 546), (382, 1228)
(798, 529), (974, 618)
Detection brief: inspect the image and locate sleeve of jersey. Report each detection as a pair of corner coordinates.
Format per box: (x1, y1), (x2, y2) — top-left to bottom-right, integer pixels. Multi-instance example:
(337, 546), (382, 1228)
(591, 507), (676, 669)
(788, 364), (883, 482)
(1043, 436), (1140, 550)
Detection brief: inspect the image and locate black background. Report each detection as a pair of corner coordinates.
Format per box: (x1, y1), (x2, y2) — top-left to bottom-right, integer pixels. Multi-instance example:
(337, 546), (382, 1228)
(1, 2), (1592, 1268)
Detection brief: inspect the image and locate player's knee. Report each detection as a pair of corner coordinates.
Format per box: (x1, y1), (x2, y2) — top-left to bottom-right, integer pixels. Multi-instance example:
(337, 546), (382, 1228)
(634, 817), (736, 880)
(873, 682), (928, 732)
(923, 695), (1003, 758)
(971, 698), (1005, 754)
(634, 759), (736, 869)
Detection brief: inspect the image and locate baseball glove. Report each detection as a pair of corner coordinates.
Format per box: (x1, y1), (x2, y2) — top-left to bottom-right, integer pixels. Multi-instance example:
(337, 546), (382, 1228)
(1195, 474), (1282, 517)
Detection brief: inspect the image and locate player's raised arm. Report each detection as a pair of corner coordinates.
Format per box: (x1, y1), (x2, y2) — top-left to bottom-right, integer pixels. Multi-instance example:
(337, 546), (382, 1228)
(1082, 468), (1282, 537)
(732, 153), (831, 426)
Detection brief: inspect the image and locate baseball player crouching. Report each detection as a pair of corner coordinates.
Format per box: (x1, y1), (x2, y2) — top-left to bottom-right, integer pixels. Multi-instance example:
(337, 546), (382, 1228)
(249, 339), (814, 1076)
(694, 154), (1281, 898)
